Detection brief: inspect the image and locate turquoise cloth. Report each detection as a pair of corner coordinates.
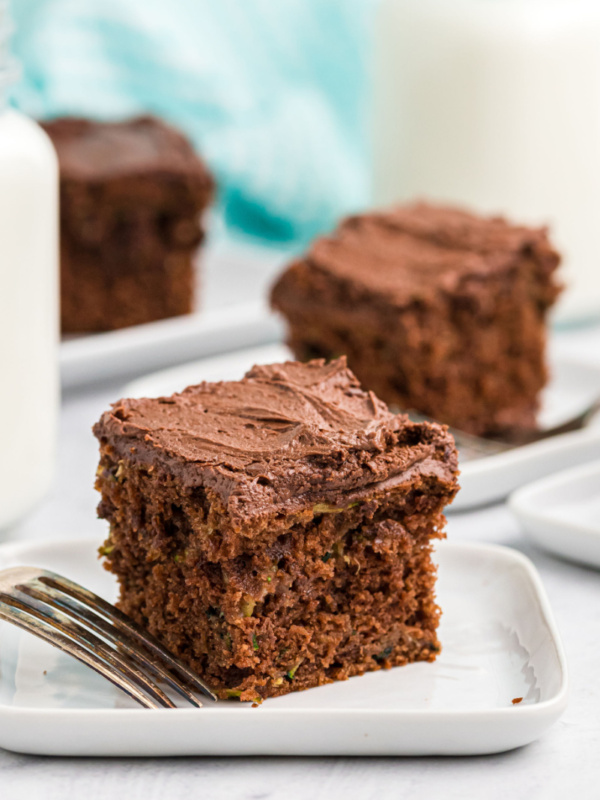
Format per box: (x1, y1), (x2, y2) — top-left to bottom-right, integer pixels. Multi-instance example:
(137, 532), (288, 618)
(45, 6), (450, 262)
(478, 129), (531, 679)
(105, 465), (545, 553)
(10, 0), (374, 244)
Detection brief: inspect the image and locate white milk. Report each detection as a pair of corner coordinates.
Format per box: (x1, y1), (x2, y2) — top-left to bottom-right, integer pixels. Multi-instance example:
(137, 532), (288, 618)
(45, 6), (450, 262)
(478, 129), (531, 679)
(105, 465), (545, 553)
(0, 14), (59, 529)
(372, 0), (600, 322)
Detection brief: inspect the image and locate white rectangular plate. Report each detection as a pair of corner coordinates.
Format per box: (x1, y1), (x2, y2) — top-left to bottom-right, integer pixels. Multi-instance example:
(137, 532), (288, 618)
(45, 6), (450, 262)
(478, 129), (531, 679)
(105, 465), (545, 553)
(510, 459), (600, 569)
(0, 538), (567, 756)
(60, 236), (289, 389)
(124, 344), (600, 511)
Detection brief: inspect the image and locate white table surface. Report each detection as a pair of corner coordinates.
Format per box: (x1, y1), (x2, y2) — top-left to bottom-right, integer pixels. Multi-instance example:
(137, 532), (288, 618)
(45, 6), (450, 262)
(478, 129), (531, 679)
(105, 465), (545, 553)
(2, 322), (600, 800)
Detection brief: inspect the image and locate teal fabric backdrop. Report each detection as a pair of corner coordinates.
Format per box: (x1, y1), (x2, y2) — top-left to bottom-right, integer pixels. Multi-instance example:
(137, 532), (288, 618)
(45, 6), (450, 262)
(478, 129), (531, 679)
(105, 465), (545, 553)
(10, 0), (374, 244)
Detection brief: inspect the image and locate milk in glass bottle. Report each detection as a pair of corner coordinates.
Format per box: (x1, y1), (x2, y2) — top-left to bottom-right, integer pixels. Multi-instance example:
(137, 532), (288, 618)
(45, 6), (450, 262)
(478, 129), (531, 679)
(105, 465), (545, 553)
(0, 1), (59, 529)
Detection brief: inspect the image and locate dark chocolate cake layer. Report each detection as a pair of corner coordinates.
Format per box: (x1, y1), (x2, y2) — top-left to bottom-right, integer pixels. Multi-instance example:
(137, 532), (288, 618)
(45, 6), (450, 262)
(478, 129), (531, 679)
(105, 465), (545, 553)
(271, 202), (561, 437)
(43, 116), (214, 333)
(94, 358), (459, 701)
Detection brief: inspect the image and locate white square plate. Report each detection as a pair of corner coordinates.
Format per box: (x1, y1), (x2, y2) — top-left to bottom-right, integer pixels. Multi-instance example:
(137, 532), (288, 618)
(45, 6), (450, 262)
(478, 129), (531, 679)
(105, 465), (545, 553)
(510, 459), (600, 569)
(0, 538), (567, 756)
(124, 344), (600, 511)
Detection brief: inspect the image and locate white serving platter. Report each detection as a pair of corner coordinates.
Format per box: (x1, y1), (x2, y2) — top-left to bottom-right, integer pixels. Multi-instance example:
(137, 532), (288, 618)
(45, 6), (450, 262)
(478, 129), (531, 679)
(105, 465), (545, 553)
(0, 538), (567, 757)
(510, 459), (600, 569)
(60, 235), (289, 390)
(124, 344), (600, 511)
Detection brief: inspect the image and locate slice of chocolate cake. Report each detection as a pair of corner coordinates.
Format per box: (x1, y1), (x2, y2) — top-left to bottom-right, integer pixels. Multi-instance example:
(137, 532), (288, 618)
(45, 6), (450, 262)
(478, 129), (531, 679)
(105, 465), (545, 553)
(94, 358), (459, 702)
(42, 116), (214, 333)
(271, 203), (561, 437)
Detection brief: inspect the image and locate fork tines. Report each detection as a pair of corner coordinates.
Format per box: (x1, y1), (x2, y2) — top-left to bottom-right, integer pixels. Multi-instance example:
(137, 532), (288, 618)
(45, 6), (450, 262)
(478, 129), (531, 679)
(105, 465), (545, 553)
(0, 566), (217, 709)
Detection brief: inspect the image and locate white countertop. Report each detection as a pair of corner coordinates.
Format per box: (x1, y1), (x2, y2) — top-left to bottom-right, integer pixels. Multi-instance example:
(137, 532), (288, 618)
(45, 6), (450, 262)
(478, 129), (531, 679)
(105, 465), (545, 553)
(3, 322), (600, 800)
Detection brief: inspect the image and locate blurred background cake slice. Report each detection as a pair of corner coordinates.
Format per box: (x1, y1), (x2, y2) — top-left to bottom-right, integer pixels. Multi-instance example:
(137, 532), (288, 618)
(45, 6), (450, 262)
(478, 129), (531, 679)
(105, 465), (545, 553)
(42, 115), (214, 333)
(271, 202), (562, 437)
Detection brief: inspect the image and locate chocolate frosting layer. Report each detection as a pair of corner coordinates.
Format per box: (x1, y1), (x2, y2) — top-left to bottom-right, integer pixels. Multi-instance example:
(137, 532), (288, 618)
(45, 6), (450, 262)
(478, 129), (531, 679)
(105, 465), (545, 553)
(94, 358), (458, 523)
(42, 115), (213, 184)
(298, 202), (560, 307)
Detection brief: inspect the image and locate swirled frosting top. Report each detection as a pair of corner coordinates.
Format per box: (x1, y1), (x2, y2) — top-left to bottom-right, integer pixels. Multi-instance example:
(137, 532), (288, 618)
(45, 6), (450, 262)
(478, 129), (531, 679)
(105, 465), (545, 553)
(41, 115), (214, 184)
(94, 358), (458, 523)
(277, 202), (560, 307)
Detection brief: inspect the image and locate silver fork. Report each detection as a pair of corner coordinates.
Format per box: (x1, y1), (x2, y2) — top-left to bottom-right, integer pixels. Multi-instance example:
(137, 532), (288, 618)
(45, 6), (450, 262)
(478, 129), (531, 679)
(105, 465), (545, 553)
(407, 396), (600, 462)
(0, 567), (217, 709)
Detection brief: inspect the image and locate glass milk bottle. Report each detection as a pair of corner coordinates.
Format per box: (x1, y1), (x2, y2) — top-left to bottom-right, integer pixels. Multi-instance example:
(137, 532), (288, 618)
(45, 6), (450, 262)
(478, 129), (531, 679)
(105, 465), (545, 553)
(0, 4), (59, 529)
(372, 0), (600, 323)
